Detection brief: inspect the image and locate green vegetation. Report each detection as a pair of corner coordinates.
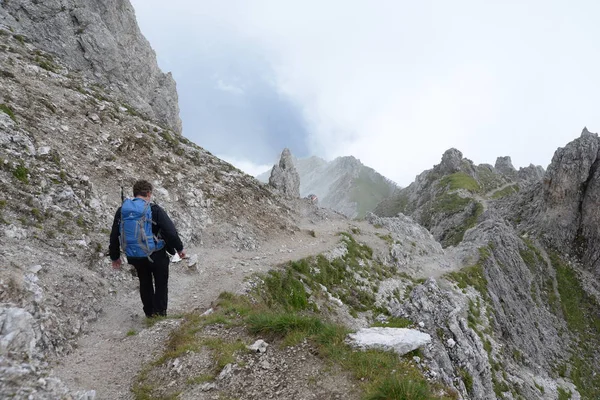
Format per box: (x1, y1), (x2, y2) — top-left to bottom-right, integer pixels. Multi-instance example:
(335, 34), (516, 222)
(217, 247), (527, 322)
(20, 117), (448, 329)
(557, 387), (572, 400)
(13, 164), (29, 183)
(549, 251), (600, 398)
(449, 201), (483, 247)
(127, 330), (137, 337)
(438, 172), (481, 193)
(133, 233), (454, 400)
(491, 184), (520, 199)
(0, 103), (16, 122)
(36, 56), (58, 73)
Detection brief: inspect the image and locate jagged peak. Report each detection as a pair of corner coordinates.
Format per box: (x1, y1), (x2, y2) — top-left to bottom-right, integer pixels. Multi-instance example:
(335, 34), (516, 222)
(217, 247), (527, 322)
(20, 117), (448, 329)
(581, 126), (597, 138)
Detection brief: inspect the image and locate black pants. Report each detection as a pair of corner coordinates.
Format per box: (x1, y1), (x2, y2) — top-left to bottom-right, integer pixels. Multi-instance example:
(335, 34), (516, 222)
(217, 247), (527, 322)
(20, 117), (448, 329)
(128, 249), (170, 317)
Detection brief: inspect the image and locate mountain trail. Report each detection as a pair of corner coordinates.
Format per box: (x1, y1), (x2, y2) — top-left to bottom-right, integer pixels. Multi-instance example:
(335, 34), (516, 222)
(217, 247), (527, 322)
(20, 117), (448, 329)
(49, 209), (387, 399)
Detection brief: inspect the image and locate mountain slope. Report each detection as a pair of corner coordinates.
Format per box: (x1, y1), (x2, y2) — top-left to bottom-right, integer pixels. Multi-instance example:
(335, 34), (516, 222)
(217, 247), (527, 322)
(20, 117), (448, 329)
(259, 154), (397, 218)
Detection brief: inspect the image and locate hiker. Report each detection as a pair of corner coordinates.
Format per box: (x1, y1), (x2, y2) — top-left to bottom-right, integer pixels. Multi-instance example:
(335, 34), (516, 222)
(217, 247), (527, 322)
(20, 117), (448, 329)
(109, 180), (185, 317)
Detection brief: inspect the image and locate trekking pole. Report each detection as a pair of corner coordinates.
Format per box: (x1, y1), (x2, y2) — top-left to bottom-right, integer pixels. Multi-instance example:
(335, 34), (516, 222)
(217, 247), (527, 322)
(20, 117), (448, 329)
(120, 184), (124, 202)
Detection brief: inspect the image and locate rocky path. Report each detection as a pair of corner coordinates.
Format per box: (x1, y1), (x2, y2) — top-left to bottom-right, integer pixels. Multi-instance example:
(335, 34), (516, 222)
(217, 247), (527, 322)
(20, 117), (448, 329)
(50, 213), (386, 399)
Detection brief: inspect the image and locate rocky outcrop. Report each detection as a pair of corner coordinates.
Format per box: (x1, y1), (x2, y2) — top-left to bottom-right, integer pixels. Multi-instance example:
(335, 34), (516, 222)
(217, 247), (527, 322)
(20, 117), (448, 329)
(0, 0), (181, 134)
(268, 148), (300, 197)
(495, 156), (517, 178)
(537, 128), (600, 271)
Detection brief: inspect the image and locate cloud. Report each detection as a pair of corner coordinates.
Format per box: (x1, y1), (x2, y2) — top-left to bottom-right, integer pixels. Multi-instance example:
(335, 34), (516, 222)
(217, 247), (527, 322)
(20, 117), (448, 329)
(218, 154), (272, 178)
(132, 0), (600, 185)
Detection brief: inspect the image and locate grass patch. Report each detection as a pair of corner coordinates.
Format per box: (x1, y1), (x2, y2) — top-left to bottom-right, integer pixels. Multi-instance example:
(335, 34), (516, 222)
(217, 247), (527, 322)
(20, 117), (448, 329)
(550, 251), (600, 398)
(13, 164), (29, 184)
(364, 377), (431, 400)
(557, 387), (572, 400)
(202, 337), (248, 370)
(438, 172), (481, 193)
(0, 103), (16, 122)
(127, 329), (137, 337)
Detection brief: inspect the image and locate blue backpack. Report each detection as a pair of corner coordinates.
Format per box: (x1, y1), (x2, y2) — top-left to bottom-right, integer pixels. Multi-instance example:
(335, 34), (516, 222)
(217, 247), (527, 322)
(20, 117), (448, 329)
(119, 198), (164, 259)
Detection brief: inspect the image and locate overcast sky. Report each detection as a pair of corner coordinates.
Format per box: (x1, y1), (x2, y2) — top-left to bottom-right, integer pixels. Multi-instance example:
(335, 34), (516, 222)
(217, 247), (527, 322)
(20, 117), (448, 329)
(130, 0), (600, 185)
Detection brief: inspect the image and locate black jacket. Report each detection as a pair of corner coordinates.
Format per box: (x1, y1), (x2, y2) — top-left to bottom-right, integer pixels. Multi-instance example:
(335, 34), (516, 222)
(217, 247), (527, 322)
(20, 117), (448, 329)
(109, 202), (184, 261)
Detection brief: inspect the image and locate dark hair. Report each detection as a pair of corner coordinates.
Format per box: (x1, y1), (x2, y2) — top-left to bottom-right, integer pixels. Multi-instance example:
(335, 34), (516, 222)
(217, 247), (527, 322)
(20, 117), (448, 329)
(133, 180), (153, 197)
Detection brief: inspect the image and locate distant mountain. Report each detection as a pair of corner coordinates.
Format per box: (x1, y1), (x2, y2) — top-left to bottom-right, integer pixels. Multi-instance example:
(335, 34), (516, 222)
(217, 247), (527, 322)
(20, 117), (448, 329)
(258, 154), (398, 218)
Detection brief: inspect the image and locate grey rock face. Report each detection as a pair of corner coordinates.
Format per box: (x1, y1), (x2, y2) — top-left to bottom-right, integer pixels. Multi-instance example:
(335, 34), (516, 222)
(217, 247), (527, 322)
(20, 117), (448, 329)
(439, 148), (466, 175)
(495, 156), (517, 178)
(518, 164), (545, 181)
(269, 148), (300, 198)
(540, 128), (600, 267)
(0, 0), (181, 134)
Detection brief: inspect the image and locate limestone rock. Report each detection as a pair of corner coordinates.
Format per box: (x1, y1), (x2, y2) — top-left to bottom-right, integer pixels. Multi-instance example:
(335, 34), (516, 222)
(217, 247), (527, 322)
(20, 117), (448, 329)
(438, 148), (465, 175)
(0, 0), (182, 134)
(347, 327), (431, 356)
(495, 156), (517, 178)
(268, 148), (300, 198)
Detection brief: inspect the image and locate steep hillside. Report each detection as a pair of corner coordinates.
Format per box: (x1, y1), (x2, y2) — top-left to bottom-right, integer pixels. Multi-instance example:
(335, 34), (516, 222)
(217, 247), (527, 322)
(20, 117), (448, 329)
(0, 22), (297, 398)
(3, 2), (600, 399)
(259, 154), (397, 219)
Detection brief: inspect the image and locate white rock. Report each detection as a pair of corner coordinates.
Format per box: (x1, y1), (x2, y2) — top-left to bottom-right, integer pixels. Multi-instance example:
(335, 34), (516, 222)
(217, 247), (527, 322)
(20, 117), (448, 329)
(38, 146), (51, 156)
(201, 308), (214, 316)
(447, 338), (456, 348)
(29, 265), (42, 274)
(347, 327), (432, 356)
(0, 307), (38, 360)
(60, 125), (69, 132)
(217, 363), (235, 380)
(247, 339), (269, 353)
(418, 321), (425, 328)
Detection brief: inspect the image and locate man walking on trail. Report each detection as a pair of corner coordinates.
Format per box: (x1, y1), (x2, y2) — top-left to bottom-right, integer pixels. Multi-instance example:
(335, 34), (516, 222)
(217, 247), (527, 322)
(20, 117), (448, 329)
(109, 180), (185, 318)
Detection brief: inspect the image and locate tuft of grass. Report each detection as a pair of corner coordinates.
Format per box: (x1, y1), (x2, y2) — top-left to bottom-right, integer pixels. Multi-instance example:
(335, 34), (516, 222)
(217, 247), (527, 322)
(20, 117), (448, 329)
(260, 269), (310, 311)
(202, 337), (248, 370)
(364, 377), (431, 400)
(0, 103), (16, 122)
(127, 329), (137, 337)
(557, 387), (572, 400)
(13, 164), (29, 183)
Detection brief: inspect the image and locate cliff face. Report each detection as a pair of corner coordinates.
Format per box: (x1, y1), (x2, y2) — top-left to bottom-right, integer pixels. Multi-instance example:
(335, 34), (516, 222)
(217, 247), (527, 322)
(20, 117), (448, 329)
(0, 0), (181, 134)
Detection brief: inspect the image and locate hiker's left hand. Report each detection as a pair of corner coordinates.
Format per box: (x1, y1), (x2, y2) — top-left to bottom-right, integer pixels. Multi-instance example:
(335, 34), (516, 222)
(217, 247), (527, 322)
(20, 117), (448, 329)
(112, 259), (122, 270)
(178, 250), (186, 259)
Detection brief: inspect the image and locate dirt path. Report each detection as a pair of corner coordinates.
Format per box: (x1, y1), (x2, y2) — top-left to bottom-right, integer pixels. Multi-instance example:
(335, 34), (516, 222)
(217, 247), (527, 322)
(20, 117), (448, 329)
(50, 212), (385, 399)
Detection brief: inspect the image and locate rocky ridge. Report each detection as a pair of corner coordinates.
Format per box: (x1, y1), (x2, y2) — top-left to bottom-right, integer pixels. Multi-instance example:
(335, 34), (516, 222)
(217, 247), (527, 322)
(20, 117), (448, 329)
(260, 154), (397, 218)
